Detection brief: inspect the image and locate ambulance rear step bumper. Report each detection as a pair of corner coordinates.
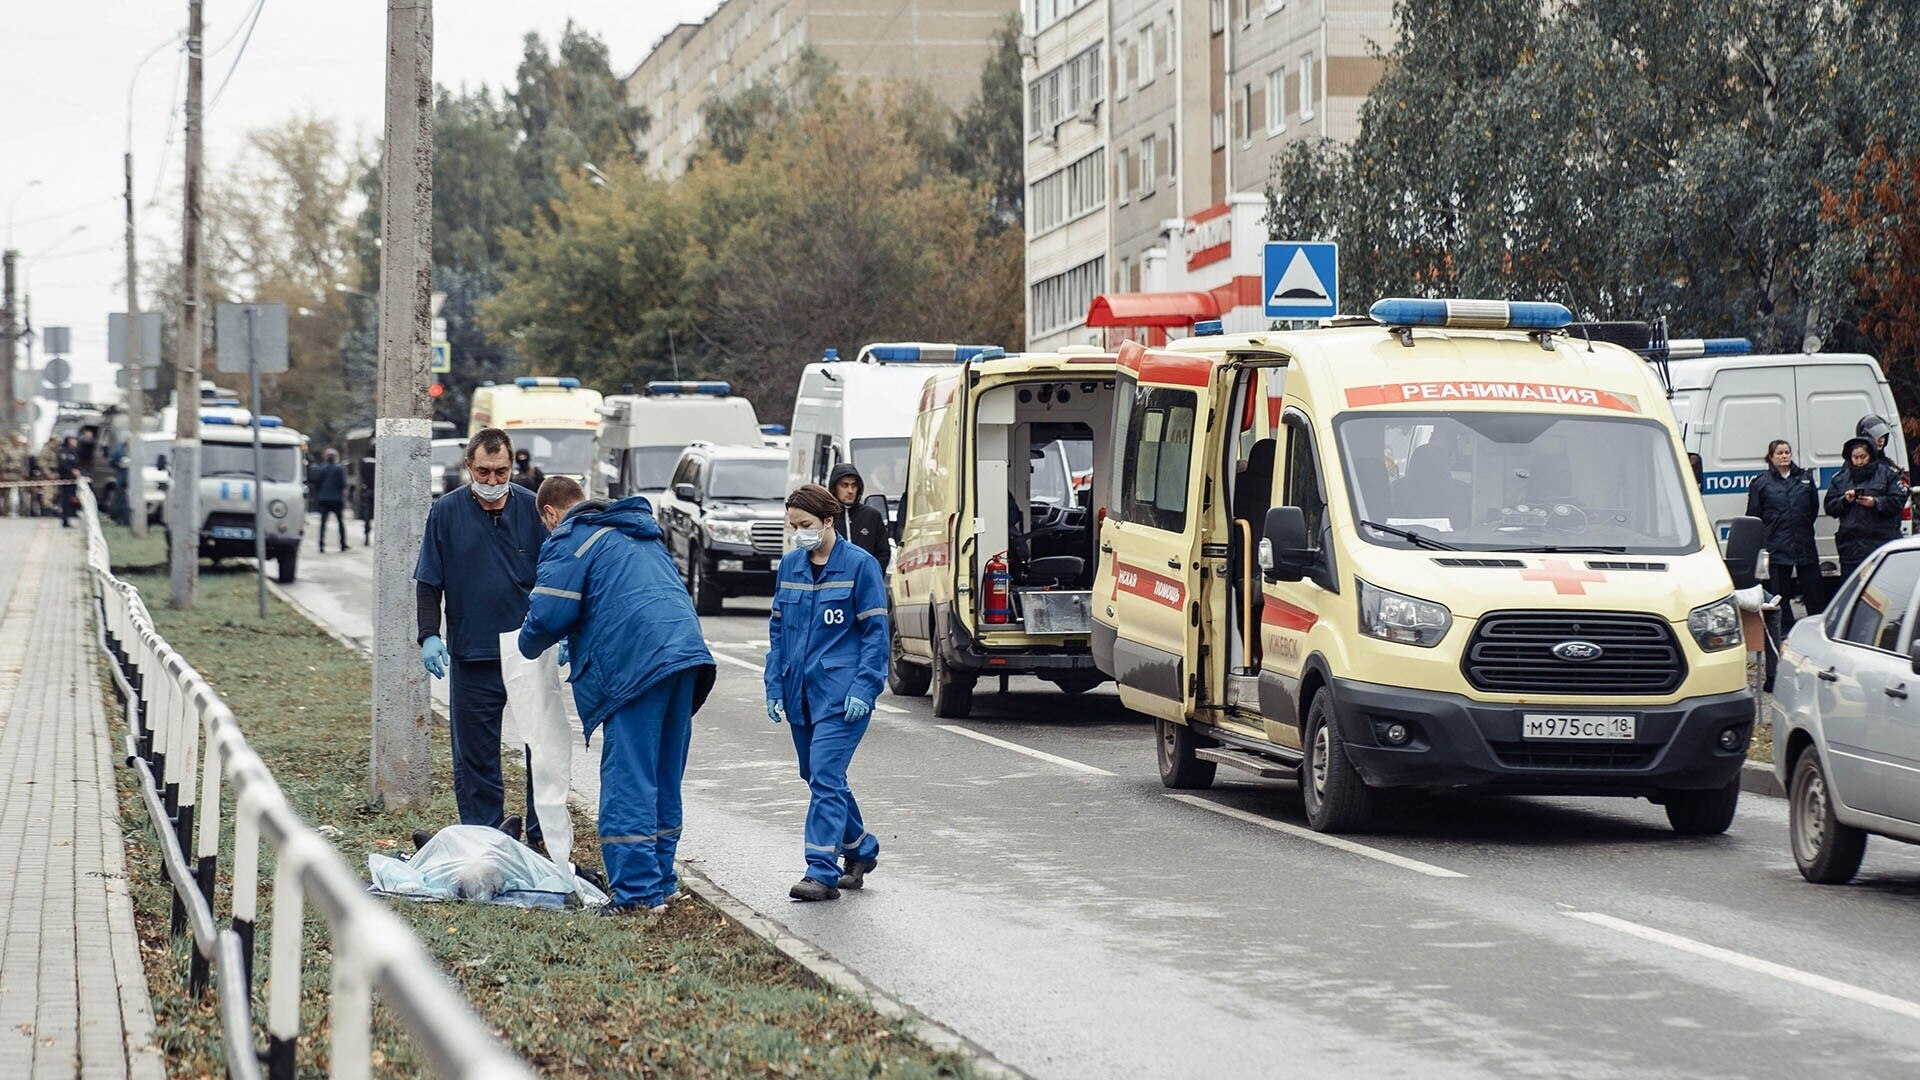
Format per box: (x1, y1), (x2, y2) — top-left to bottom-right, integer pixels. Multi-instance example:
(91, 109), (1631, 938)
(1195, 746), (1296, 779)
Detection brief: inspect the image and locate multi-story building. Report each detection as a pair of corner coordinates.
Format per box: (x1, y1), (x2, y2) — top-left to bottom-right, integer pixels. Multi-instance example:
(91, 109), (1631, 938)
(1022, 0), (1110, 351)
(627, 0), (1020, 179)
(1025, 0), (1393, 347)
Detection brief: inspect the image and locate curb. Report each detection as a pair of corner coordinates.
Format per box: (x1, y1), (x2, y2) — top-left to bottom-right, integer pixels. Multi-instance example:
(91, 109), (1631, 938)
(1741, 760), (1784, 799)
(266, 572), (1025, 1079)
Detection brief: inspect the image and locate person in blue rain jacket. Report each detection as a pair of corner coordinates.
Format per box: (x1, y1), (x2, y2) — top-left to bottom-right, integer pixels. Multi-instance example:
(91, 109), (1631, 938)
(765, 483), (890, 902)
(519, 477), (716, 915)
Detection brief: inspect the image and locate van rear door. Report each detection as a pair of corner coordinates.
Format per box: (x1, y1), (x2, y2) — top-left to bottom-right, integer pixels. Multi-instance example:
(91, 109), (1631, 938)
(1701, 366), (1795, 545)
(1098, 343), (1217, 721)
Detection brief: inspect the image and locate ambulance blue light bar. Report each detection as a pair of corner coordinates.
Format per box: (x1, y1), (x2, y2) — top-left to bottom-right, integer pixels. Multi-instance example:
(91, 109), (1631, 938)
(760, 424), (787, 435)
(865, 343), (1002, 363)
(1667, 337), (1752, 359)
(513, 376), (582, 389)
(257, 416), (283, 427)
(1369, 298), (1573, 331)
(967, 346), (1007, 362)
(646, 381), (732, 396)
(202, 415), (239, 425)
(823, 348), (840, 361)
(1192, 320), (1224, 337)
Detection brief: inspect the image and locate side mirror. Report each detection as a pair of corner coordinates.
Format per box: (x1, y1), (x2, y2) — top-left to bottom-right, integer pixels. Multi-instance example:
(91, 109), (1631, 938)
(864, 493), (888, 519)
(155, 454), (169, 471)
(1261, 506), (1313, 583)
(1723, 515), (1765, 591)
(673, 482), (700, 504)
(1688, 452), (1704, 487)
(1910, 639), (1920, 677)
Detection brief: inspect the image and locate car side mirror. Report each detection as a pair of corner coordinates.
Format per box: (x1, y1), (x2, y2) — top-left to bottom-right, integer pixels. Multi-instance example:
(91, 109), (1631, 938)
(1723, 515), (1765, 591)
(1260, 506), (1312, 583)
(673, 482), (700, 504)
(864, 493), (888, 520)
(155, 454), (168, 471)
(1910, 639), (1920, 677)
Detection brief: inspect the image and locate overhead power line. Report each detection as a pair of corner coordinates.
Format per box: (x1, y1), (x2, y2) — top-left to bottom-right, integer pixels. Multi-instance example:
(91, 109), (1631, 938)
(206, 0), (269, 113)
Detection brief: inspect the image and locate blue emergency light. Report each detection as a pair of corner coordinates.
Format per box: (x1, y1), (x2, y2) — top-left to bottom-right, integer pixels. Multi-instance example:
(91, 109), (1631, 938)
(1369, 298), (1573, 331)
(967, 346), (1007, 362)
(823, 348), (840, 361)
(866, 345), (924, 362)
(210, 398), (242, 408)
(1193, 320), (1224, 337)
(513, 376), (582, 389)
(646, 380), (732, 396)
(257, 416), (283, 427)
(1668, 337), (1752, 359)
(760, 424), (788, 435)
(202, 415), (239, 425)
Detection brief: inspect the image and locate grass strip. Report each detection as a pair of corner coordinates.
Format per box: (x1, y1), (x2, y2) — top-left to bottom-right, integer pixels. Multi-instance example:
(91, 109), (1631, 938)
(101, 525), (971, 1078)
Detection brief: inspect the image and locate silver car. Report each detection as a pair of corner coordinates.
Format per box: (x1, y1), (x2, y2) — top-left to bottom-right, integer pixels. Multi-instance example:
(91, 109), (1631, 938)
(1771, 537), (1920, 882)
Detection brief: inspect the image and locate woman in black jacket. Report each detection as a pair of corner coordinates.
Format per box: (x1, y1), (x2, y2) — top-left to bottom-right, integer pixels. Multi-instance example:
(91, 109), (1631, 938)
(1825, 436), (1909, 582)
(1745, 439), (1824, 623)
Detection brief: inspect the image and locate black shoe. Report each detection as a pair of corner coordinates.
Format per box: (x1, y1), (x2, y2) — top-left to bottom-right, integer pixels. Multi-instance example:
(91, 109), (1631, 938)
(838, 856), (878, 890)
(499, 815), (523, 842)
(411, 828), (435, 852)
(577, 866), (609, 893)
(597, 901), (646, 917)
(789, 877), (840, 902)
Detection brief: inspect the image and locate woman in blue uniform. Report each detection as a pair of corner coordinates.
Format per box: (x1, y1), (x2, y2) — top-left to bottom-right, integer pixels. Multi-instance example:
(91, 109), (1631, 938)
(765, 483), (890, 901)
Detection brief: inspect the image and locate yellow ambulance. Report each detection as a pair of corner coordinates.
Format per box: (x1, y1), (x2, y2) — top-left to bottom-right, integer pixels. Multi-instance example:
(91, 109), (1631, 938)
(1094, 300), (1764, 834)
(467, 376), (604, 486)
(889, 347), (1119, 717)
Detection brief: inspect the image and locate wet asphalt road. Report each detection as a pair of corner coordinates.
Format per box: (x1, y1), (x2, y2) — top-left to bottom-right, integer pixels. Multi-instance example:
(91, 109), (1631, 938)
(279, 525), (1920, 1079)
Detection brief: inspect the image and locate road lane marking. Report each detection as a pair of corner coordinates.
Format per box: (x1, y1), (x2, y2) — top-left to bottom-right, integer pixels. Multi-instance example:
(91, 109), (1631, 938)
(709, 651), (765, 674)
(1164, 794), (1468, 879)
(935, 725), (1115, 776)
(876, 703), (909, 714)
(1564, 911), (1920, 1021)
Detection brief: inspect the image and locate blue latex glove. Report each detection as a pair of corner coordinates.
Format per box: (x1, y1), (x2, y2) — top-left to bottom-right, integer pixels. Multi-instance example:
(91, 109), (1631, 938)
(843, 696), (871, 723)
(557, 640), (571, 669)
(421, 635), (449, 679)
(767, 699), (787, 724)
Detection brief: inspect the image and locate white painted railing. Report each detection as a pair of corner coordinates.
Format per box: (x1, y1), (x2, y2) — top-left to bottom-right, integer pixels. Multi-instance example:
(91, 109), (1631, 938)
(79, 485), (532, 1080)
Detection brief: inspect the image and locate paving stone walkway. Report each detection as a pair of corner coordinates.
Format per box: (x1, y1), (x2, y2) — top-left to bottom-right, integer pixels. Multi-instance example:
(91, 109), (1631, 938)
(0, 519), (164, 1078)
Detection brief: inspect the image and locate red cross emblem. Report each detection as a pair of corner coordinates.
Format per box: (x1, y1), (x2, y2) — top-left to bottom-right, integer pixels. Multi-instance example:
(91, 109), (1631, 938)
(1519, 559), (1606, 595)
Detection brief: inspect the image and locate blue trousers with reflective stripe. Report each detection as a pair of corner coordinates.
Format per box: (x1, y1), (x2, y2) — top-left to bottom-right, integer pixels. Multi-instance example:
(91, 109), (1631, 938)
(790, 715), (880, 885)
(597, 669), (696, 906)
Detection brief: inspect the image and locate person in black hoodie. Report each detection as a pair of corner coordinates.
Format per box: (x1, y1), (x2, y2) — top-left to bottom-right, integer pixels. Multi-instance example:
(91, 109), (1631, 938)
(828, 463), (891, 571)
(1826, 435), (1908, 581)
(1746, 439), (1824, 622)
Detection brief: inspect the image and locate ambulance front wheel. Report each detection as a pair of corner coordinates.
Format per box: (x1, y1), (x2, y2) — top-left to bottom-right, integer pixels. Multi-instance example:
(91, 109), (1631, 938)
(1301, 693), (1376, 833)
(931, 648), (974, 719)
(888, 627), (931, 697)
(1156, 717), (1217, 790)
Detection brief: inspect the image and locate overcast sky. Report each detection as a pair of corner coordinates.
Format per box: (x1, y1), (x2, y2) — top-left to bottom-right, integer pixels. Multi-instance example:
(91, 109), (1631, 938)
(3, 0), (720, 400)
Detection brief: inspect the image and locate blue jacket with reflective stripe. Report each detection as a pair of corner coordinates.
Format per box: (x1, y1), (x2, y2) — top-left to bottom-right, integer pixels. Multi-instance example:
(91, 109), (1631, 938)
(765, 538), (889, 724)
(519, 497), (715, 738)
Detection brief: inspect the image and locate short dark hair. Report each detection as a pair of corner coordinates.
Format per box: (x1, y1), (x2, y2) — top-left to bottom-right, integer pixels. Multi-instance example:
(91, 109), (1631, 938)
(467, 428), (513, 461)
(536, 475), (585, 514)
(785, 483), (840, 523)
(1766, 439), (1791, 460)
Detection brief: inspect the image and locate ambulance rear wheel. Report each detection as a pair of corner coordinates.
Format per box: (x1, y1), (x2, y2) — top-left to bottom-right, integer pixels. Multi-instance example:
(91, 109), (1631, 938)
(888, 627), (931, 697)
(1301, 693), (1376, 833)
(1156, 717), (1217, 790)
(931, 649), (974, 719)
(688, 546), (723, 616)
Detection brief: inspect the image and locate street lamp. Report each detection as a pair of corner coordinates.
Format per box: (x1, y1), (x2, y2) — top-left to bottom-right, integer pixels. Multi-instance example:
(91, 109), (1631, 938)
(582, 162), (610, 189)
(5, 179), (43, 249)
(334, 281), (376, 300)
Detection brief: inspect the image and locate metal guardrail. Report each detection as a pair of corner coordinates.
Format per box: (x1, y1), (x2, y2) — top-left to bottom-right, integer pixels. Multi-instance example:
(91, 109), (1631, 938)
(78, 486), (533, 1080)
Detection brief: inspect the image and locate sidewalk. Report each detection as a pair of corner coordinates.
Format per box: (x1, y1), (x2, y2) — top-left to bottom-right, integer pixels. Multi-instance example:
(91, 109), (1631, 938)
(0, 519), (164, 1078)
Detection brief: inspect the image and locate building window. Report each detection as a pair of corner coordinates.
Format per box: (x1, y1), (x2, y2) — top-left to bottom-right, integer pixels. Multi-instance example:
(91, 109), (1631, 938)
(1231, 92), (1246, 144)
(1030, 256), (1107, 336)
(1211, 111), (1226, 151)
(1066, 43), (1103, 116)
(1116, 255), (1131, 292)
(1029, 80), (1044, 140)
(1138, 25), (1155, 87)
(1115, 38), (1130, 99)
(1138, 137), (1157, 196)
(1117, 146), (1131, 203)
(1159, 14), (1174, 72)
(1266, 68), (1287, 135)
(1211, 0), (1224, 34)
(1166, 125), (1177, 177)
(1265, 0), (1285, 12)
(1028, 148), (1106, 235)
(1300, 51), (1316, 120)
(1240, 82), (1255, 146)
(1235, 0), (1251, 26)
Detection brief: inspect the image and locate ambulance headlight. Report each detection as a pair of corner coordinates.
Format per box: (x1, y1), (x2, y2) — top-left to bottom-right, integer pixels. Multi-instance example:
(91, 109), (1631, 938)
(268, 500), (288, 519)
(1688, 595), (1742, 651)
(1357, 580), (1450, 647)
(708, 520), (753, 545)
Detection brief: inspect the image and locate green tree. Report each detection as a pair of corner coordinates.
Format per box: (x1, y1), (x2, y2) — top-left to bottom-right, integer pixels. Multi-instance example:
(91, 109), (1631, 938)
(950, 14), (1028, 229)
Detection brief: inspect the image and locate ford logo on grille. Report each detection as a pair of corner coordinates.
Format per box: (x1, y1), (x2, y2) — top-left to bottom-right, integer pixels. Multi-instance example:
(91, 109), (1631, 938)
(1552, 640), (1604, 662)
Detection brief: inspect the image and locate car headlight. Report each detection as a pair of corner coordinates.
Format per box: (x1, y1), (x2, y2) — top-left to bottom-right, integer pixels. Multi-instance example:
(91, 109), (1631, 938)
(1688, 595), (1741, 651)
(708, 520), (753, 545)
(268, 499), (288, 519)
(1357, 579), (1451, 647)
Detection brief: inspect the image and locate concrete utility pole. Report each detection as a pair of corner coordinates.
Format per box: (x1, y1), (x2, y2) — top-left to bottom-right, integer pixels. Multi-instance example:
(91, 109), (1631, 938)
(170, 0), (203, 608)
(370, 0), (434, 808)
(123, 36), (176, 539)
(2, 250), (14, 441)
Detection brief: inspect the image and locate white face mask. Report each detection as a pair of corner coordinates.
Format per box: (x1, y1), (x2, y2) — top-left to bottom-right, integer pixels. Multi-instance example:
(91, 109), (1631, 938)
(472, 480), (511, 503)
(793, 528), (822, 551)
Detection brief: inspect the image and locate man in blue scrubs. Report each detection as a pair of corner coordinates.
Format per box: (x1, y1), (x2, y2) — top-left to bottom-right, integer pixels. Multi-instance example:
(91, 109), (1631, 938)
(416, 428), (549, 844)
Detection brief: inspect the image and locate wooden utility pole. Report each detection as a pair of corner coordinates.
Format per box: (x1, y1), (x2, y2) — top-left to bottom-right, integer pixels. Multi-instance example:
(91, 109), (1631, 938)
(370, 0), (434, 808)
(169, 0), (202, 608)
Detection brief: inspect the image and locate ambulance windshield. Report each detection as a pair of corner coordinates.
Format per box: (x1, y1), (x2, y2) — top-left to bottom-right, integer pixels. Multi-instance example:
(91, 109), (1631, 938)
(1335, 412), (1700, 555)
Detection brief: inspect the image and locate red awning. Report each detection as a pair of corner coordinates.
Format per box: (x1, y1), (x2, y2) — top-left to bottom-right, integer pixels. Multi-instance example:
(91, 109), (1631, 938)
(1084, 291), (1222, 328)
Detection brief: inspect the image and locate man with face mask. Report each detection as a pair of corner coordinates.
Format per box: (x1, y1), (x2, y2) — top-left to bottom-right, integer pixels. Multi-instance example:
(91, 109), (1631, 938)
(521, 476), (716, 914)
(415, 428), (552, 848)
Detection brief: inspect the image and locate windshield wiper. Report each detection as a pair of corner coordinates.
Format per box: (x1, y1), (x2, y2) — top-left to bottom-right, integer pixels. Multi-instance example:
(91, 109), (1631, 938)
(1509, 544), (1630, 554)
(1359, 520), (1460, 551)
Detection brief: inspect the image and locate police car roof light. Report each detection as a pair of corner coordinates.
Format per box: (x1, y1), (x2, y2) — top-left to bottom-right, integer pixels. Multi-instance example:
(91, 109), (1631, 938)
(1666, 337), (1752, 360)
(966, 346), (1007, 362)
(823, 348), (840, 361)
(1368, 298), (1573, 332)
(760, 424), (788, 435)
(867, 345), (923, 362)
(557, 376), (581, 389)
(1193, 319), (1224, 337)
(202, 415), (240, 426)
(257, 416), (283, 427)
(645, 380), (731, 396)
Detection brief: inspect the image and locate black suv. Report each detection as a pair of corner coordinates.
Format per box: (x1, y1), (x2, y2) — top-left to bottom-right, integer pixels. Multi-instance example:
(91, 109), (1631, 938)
(654, 442), (790, 614)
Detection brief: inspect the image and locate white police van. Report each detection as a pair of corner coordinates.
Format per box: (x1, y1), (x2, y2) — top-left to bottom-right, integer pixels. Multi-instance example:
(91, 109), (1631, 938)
(592, 381), (764, 505)
(161, 409), (308, 583)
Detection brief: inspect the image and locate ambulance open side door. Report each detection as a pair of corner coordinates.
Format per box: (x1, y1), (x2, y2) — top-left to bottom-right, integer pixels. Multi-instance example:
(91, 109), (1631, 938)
(1096, 342), (1218, 722)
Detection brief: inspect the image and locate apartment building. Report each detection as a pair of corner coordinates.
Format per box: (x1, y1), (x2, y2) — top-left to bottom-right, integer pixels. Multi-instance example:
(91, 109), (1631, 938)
(1025, 0), (1393, 347)
(1022, 0), (1110, 351)
(627, 0), (1019, 179)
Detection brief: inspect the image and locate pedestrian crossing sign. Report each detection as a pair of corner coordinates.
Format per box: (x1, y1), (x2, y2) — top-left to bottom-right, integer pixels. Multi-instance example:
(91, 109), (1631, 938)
(430, 341), (451, 374)
(1263, 241), (1339, 319)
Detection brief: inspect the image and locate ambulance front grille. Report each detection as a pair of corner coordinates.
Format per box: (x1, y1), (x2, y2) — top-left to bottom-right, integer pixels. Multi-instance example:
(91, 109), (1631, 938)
(1463, 611), (1685, 695)
(751, 521), (785, 554)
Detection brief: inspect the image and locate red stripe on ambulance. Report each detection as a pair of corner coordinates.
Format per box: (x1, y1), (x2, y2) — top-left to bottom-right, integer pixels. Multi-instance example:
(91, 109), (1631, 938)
(1112, 562), (1186, 609)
